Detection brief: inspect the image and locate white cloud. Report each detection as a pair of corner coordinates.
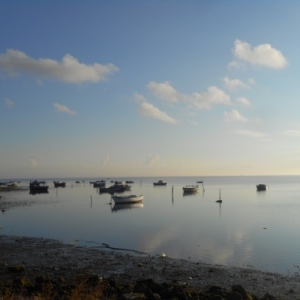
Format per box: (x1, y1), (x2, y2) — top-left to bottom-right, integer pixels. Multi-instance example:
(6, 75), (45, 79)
(223, 76), (250, 92)
(148, 81), (186, 102)
(138, 102), (178, 124)
(191, 86), (232, 109)
(54, 103), (76, 115)
(233, 39), (288, 69)
(4, 97), (14, 108)
(236, 97), (251, 107)
(0, 49), (119, 83)
(234, 130), (265, 138)
(146, 81), (232, 110)
(224, 110), (248, 122)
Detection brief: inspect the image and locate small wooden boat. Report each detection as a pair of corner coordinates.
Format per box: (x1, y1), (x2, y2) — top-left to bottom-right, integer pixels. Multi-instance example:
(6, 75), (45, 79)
(53, 181), (66, 188)
(99, 182), (131, 193)
(183, 185), (199, 193)
(29, 181), (49, 193)
(112, 194), (143, 204)
(153, 180), (167, 186)
(93, 180), (106, 188)
(256, 184), (268, 191)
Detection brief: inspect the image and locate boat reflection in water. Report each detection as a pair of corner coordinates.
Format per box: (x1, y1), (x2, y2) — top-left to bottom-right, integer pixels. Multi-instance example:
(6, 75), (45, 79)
(182, 191), (199, 196)
(111, 203), (144, 212)
(29, 190), (49, 195)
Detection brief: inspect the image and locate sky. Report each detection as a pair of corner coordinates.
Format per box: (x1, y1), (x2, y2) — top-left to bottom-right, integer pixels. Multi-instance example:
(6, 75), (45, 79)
(1, 1), (300, 179)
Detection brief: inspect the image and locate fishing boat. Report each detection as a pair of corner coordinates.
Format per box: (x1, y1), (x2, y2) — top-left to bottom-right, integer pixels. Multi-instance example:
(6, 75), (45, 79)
(53, 181), (66, 188)
(93, 180), (106, 188)
(99, 182), (131, 193)
(182, 185), (199, 193)
(111, 194), (143, 204)
(153, 180), (167, 186)
(256, 184), (268, 191)
(29, 181), (49, 193)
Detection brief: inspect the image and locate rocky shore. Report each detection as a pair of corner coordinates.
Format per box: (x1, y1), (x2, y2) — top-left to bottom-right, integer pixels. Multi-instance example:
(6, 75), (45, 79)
(0, 235), (300, 299)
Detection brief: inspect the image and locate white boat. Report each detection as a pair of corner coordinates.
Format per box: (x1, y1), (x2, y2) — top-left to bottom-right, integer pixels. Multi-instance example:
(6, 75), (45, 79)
(112, 194), (143, 204)
(182, 185), (199, 193)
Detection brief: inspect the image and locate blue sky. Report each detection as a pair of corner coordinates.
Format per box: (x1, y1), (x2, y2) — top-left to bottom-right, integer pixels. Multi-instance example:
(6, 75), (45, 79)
(1, 1), (299, 179)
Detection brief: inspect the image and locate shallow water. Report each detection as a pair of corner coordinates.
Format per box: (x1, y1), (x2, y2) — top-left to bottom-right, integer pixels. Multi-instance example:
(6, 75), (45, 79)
(1, 176), (300, 275)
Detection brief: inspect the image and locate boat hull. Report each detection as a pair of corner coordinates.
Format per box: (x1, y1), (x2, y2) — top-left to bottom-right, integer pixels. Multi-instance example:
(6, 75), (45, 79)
(153, 180), (167, 186)
(53, 181), (66, 187)
(256, 184), (267, 191)
(112, 195), (143, 204)
(183, 185), (199, 193)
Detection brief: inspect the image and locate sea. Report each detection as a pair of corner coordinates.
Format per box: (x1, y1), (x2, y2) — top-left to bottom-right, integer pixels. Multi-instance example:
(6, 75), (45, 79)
(1, 175), (300, 275)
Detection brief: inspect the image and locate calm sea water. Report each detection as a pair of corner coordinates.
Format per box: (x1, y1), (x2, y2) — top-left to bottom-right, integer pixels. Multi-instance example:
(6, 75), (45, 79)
(1, 176), (300, 275)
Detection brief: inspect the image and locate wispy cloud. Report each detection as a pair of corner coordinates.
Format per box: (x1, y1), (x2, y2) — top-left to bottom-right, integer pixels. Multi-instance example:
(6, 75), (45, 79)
(134, 93), (147, 103)
(102, 154), (110, 166)
(282, 130), (300, 137)
(231, 39), (288, 69)
(236, 97), (251, 107)
(234, 130), (265, 138)
(0, 49), (119, 83)
(54, 103), (76, 115)
(148, 81), (186, 103)
(223, 76), (250, 92)
(144, 154), (160, 168)
(224, 110), (248, 122)
(4, 97), (14, 108)
(147, 82), (232, 110)
(190, 86), (232, 109)
(29, 159), (38, 168)
(138, 102), (179, 124)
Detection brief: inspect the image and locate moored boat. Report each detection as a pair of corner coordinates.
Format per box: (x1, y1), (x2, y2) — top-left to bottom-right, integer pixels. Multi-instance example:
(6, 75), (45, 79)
(112, 194), (143, 204)
(153, 180), (167, 186)
(256, 184), (268, 191)
(29, 181), (49, 193)
(93, 180), (106, 188)
(53, 181), (66, 188)
(183, 185), (199, 193)
(99, 182), (131, 193)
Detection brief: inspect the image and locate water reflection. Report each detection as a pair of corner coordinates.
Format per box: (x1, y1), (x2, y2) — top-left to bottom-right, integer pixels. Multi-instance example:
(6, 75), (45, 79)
(183, 191), (199, 196)
(29, 190), (49, 195)
(110, 203), (144, 212)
